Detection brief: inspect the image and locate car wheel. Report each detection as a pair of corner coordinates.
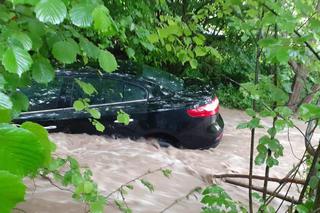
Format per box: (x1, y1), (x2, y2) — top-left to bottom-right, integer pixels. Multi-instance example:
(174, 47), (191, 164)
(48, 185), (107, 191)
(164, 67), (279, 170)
(144, 133), (180, 148)
(157, 138), (172, 148)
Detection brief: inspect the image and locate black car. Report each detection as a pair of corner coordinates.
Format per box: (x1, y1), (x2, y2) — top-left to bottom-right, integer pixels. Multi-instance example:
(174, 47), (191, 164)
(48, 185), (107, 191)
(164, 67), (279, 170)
(17, 63), (224, 149)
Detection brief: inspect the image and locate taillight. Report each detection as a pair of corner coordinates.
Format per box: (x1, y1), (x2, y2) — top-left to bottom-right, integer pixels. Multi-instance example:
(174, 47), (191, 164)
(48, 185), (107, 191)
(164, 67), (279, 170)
(187, 97), (220, 118)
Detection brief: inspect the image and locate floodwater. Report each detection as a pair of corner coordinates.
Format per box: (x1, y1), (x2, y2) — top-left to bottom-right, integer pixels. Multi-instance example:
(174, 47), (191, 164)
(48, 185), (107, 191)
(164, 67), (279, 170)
(16, 108), (314, 213)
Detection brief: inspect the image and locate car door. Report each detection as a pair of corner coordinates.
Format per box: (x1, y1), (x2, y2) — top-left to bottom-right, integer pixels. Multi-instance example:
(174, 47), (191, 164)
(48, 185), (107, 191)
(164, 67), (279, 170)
(121, 82), (148, 138)
(58, 75), (127, 135)
(17, 75), (66, 131)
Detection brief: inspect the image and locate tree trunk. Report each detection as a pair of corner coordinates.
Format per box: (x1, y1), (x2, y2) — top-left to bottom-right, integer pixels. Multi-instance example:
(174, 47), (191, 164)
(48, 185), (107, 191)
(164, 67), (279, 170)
(300, 84), (320, 104)
(288, 61), (308, 111)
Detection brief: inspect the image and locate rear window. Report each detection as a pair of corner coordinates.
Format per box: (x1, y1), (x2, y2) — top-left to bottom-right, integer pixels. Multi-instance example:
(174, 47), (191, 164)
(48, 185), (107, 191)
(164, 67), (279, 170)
(142, 65), (184, 92)
(124, 83), (147, 101)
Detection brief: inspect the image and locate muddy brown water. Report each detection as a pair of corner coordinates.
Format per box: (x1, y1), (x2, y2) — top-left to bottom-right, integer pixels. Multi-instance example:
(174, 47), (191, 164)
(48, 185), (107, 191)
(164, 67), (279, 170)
(16, 108), (315, 213)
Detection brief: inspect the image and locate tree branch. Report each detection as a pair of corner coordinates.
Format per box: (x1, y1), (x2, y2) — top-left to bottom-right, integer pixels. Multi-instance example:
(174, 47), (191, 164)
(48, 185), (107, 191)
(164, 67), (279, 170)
(40, 174), (74, 193)
(224, 179), (300, 204)
(160, 186), (202, 213)
(105, 164), (174, 199)
(212, 174), (305, 185)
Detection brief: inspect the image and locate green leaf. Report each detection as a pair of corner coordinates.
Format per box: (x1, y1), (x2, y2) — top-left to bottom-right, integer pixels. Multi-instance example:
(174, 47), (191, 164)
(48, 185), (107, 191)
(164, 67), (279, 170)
(0, 124), (45, 176)
(31, 57), (55, 83)
(88, 108), (101, 119)
(52, 40), (79, 64)
(267, 127), (276, 138)
(126, 47), (135, 59)
(75, 79), (97, 96)
(207, 47), (222, 61)
(255, 153), (266, 165)
(0, 91), (13, 110)
(140, 179), (154, 192)
(92, 5), (116, 35)
(21, 121), (54, 166)
(126, 185), (134, 190)
(0, 109), (12, 123)
(190, 59), (198, 69)
(258, 38), (279, 48)
(28, 33), (43, 51)
(266, 157), (279, 167)
(296, 205), (311, 213)
(275, 47), (289, 64)
(236, 122), (248, 129)
(79, 37), (100, 59)
(73, 100), (85, 111)
(248, 117), (262, 129)
(93, 120), (105, 132)
(259, 136), (270, 146)
(257, 144), (268, 155)
(252, 192), (263, 203)
(0, 171), (26, 213)
(162, 169), (172, 178)
(268, 138), (281, 152)
(259, 110), (276, 118)
(10, 91), (29, 116)
(28, 19), (46, 36)
(90, 196), (106, 213)
(269, 86), (289, 104)
(83, 181), (94, 193)
(98, 50), (117, 72)
(194, 46), (207, 57)
(2, 46), (32, 76)
(275, 106), (292, 118)
(11, 0), (39, 5)
(0, 74), (6, 90)
(299, 104), (320, 121)
(193, 35), (205, 45)
(10, 32), (33, 51)
(114, 200), (131, 213)
(148, 34), (159, 43)
(70, 3), (95, 27)
(245, 108), (256, 117)
(309, 176), (319, 189)
(48, 158), (66, 171)
(116, 110), (130, 125)
(35, 0), (67, 24)
(275, 119), (286, 132)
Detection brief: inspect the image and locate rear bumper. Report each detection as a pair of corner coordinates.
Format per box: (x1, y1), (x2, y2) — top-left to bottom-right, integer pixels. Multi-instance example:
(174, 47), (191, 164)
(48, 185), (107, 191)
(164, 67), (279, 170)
(177, 113), (224, 149)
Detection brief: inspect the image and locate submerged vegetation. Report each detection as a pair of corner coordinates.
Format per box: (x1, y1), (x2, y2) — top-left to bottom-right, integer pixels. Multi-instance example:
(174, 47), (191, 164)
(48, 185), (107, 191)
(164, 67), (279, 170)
(1, 0), (320, 212)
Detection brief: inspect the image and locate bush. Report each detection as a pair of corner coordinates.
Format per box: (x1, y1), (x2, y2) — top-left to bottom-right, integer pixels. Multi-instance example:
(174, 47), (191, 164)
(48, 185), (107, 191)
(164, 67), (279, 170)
(215, 83), (251, 110)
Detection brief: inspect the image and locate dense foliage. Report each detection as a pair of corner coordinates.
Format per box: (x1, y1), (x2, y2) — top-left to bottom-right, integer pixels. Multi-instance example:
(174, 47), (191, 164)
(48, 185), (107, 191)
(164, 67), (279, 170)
(196, 0), (320, 212)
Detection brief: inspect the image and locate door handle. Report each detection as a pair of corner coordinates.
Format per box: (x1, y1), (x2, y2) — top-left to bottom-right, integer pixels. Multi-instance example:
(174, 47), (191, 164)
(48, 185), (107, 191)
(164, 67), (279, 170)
(44, 125), (57, 130)
(114, 119), (134, 123)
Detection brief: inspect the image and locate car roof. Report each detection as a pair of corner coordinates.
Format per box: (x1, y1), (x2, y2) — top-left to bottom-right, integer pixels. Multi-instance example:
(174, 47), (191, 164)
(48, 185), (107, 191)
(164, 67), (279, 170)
(57, 61), (184, 91)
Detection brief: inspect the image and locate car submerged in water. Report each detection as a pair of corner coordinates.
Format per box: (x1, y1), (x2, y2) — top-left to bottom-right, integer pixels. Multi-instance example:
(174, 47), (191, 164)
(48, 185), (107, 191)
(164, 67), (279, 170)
(16, 62), (224, 149)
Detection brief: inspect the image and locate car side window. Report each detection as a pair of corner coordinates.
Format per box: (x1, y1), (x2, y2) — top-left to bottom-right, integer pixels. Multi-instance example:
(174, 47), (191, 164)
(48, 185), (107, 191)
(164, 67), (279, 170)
(70, 77), (101, 104)
(100, 78), (124, 103)
(22, 77), (64, 111)
(66, 77), (124, 105)
(124, 83), (147, 101)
